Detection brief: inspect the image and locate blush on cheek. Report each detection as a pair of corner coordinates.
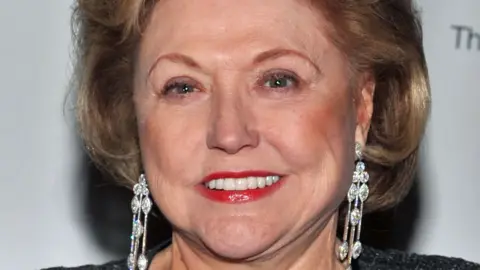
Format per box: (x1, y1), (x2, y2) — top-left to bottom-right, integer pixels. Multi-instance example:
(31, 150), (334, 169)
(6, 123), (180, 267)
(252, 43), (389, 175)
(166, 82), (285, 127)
(137, 110), (175, 176)
(139, 102), (209, 187)
(298, 97), (353, 161)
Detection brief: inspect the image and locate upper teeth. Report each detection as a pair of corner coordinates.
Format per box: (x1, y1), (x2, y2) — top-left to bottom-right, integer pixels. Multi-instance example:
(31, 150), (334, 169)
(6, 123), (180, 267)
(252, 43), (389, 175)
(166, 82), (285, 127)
(205, 176), (280, 191)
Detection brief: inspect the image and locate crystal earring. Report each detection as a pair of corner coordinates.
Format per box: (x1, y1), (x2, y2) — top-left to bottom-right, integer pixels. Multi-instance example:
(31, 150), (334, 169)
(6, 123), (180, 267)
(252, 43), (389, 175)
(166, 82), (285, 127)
(338, 143), (370, 269)
(127, 174), (153, 270)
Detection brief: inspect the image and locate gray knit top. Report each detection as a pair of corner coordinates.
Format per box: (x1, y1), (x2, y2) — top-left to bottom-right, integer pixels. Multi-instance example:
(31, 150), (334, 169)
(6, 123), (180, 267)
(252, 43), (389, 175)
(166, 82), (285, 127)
(45, 240), (480, 270)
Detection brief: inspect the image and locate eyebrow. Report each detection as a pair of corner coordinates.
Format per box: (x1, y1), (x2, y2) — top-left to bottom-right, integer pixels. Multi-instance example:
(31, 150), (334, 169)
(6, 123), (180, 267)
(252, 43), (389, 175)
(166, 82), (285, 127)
(148, 53), (202, 76)
(253, 48), (321, 73)
(148, 48), (321, 76)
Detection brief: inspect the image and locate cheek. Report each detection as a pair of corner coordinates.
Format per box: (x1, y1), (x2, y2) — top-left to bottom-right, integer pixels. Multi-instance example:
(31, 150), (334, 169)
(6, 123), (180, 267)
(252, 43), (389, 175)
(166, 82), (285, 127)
(266, 94), (356, 173)
(136, 102), (207, 184)
(135, 102), (210, 225)
(261, 89), (357, 216)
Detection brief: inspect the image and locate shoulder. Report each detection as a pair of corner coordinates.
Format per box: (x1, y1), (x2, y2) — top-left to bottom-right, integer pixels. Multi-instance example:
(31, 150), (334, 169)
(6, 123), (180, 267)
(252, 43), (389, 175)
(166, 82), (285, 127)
(42, 261), (125, 270)
(41, 259), (127, 270)
(42, 240), (172, 270)
(358, 246), (480, 270)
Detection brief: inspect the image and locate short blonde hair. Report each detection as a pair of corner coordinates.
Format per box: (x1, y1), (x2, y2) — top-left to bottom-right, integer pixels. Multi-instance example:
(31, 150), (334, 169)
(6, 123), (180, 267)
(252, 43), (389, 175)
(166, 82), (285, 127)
(72, 0), (430, 213)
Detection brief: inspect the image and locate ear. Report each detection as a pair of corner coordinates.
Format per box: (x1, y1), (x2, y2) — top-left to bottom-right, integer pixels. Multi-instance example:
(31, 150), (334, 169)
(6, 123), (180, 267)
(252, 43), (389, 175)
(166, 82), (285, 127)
(354, 72), (375, 145)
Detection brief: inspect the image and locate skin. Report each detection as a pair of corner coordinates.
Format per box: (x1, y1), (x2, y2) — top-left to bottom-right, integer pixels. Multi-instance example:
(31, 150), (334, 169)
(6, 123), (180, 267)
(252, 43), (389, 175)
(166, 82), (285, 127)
(133, 0), (374, 269)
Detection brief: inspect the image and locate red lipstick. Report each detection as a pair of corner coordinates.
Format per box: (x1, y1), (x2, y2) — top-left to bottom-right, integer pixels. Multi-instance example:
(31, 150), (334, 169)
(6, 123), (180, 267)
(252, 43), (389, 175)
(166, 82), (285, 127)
(197, 171), (284, 204)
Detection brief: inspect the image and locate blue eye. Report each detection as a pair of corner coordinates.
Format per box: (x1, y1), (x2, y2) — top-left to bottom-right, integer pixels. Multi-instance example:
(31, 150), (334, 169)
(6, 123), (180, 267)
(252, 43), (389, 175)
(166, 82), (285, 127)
(263, 72), (298, 89)
(162, 80), (197, 95)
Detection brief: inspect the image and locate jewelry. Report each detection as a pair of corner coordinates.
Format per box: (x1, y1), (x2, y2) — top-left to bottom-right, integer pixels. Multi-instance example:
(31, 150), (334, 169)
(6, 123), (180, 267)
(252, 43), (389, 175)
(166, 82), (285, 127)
(338, 143), (370, 269)
(127, 174), (153, 270)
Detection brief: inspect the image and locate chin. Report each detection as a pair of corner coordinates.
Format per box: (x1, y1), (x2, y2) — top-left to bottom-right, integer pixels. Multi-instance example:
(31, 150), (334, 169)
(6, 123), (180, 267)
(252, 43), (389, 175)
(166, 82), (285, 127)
(199, 218), (280, 260)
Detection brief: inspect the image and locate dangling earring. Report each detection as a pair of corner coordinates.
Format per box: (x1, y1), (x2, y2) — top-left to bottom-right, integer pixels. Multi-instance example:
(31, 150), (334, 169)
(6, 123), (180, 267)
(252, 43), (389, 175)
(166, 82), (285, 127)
(338, 142), (370, 269)
(127, 174), (153, 270)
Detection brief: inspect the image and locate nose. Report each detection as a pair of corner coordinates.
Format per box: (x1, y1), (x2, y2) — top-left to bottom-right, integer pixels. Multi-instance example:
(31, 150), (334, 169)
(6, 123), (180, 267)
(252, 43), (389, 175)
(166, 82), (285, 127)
(206, 93), (259, 154)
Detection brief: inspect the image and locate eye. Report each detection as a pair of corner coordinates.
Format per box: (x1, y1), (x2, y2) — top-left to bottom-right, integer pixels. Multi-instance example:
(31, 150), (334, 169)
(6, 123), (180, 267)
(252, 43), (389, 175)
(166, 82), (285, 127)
(262, 71), (299, 89)
(162, 78), (199, 96)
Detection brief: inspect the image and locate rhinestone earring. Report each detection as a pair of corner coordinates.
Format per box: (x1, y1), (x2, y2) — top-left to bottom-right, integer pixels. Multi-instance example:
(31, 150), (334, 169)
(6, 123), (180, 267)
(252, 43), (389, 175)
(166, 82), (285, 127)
(338, 143), (370, 269)
(127, 174), (153, 270)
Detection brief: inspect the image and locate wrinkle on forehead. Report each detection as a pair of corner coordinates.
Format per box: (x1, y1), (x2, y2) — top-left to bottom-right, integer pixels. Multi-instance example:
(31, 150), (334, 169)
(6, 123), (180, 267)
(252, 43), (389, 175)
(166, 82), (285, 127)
(138, 0), (336, 74)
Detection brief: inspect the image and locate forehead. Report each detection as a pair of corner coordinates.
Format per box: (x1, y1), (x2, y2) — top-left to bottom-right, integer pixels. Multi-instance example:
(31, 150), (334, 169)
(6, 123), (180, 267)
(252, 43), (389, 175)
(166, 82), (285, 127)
(142, 0), (334, 53)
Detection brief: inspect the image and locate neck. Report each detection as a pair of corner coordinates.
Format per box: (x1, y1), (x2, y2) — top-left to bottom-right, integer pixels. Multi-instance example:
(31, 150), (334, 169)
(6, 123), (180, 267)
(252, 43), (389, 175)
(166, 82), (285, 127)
(151, 214), (345, 270)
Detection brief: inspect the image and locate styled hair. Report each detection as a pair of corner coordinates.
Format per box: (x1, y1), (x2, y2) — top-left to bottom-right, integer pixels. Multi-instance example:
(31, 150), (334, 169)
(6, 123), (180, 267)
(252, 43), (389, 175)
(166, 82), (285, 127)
(72, 0), (430, 213)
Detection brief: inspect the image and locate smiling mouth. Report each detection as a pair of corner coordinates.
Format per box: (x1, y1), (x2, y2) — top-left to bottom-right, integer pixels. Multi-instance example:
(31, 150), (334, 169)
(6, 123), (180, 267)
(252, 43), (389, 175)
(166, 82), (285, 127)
(204, 175), (281, 190)
(198, 171), (285, 203)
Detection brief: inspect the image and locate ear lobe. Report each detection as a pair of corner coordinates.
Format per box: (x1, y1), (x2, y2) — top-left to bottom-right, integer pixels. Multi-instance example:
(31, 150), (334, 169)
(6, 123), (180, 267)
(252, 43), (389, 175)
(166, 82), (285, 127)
(354, 73), (375, 145)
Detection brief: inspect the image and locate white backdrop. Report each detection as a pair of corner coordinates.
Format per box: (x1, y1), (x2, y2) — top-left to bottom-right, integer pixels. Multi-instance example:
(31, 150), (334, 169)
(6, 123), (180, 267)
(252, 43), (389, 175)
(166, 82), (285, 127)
(410, 0), (480, 262)
(0, 1), (478, 269)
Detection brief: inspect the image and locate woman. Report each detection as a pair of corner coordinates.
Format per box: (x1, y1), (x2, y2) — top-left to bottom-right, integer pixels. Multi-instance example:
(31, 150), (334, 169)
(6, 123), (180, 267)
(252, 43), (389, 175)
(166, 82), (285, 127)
(49, 0), (479, 269)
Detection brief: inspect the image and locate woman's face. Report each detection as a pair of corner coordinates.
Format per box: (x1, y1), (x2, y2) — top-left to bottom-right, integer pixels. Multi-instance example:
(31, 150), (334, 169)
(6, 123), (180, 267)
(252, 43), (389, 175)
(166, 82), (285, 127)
(134, 0), (372, 260)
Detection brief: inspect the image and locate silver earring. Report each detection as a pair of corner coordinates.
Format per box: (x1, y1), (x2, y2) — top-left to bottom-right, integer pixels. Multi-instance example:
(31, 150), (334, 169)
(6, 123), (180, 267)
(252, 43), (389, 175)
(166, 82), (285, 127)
(127, 174), (153, 270)
(338, 143), (370, 269)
